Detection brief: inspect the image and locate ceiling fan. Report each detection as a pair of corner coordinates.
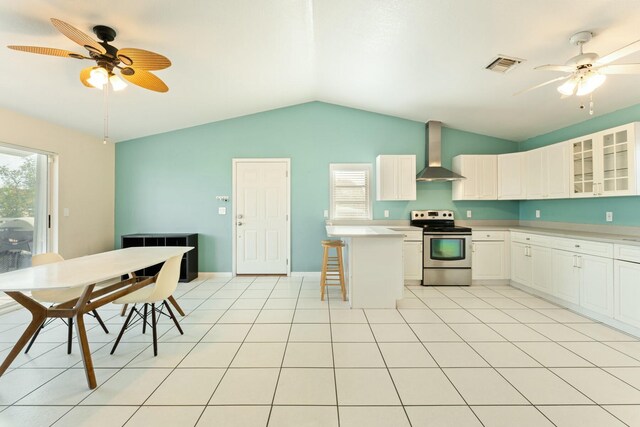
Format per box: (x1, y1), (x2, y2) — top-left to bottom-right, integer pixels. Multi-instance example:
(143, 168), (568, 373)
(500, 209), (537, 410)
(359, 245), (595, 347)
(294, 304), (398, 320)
(517, 31), (640, 97)
(7, 18), (171, 93)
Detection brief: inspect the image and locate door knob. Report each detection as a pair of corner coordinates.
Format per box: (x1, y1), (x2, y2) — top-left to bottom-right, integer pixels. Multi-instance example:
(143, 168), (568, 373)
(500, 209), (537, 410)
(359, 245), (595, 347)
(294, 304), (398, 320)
(237, 221), (243, 226)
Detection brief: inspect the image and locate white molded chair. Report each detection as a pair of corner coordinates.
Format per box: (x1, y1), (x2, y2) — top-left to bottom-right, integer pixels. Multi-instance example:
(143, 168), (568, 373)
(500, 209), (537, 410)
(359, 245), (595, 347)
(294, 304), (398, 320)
(110, 255), (184, 356)
(26, 253), (109, 354)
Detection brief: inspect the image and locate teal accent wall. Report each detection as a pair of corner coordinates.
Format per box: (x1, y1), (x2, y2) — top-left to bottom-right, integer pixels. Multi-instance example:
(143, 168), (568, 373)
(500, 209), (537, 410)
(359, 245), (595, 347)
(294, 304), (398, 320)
(115, 102), (518, 272)
(519, 103), (640, 226)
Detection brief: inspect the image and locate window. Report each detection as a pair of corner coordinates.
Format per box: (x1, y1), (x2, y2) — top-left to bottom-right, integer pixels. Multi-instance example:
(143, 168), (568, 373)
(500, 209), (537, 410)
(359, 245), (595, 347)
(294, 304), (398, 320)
(329, 163), (372, 220)
(0, 144), (52, 274)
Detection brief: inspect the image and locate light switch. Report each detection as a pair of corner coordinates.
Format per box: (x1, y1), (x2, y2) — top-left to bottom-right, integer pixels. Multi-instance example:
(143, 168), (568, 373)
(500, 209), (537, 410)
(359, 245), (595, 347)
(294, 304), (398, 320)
(323, 210), (329, 219)
(606, 211), (613, 222)
(466, 210), (472, 218)
(218, 207), (226, 215)
(63, 208), (69, 217)
(384, 210), (389, 218)
(535, 210), (541, 218)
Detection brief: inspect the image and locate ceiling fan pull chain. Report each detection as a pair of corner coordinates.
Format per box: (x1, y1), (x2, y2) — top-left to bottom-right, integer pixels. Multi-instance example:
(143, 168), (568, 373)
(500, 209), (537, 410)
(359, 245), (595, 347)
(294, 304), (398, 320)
(103, 80), (110, 144)
(589, 93), (594, 116)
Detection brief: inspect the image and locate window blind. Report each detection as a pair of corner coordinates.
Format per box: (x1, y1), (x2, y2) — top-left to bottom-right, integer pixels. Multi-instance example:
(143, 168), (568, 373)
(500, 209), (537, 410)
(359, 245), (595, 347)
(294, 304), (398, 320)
(330, 164), (372, 220)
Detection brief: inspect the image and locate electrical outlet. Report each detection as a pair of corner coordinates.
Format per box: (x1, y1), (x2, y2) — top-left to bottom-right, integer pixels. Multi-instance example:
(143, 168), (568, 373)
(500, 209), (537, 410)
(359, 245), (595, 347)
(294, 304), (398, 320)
(323, 210), (329, 219)
(218, 207), (226, 215)
(466, 210), (472, 218)
(535, 210), (541, 218)
(606, 211), (613, 222)
(384, 210), (389, 218)
(63, 208), (69, 217)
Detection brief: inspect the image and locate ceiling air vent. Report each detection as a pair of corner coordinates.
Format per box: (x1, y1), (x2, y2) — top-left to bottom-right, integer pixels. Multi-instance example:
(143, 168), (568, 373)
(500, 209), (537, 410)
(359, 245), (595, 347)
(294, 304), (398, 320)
(485, 55), (524, 73)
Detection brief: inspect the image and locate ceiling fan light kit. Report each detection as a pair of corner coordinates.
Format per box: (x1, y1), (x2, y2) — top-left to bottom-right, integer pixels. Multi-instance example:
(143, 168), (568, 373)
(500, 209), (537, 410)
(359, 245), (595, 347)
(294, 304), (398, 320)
(7, 18), (172, 143)
(517, 29), (640, 113)
(6, 19), (172, 92)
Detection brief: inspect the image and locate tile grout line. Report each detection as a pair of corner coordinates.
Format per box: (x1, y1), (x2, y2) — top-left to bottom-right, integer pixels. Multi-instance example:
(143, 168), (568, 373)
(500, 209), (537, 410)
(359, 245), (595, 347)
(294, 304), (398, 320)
(264, 275), (302, 427)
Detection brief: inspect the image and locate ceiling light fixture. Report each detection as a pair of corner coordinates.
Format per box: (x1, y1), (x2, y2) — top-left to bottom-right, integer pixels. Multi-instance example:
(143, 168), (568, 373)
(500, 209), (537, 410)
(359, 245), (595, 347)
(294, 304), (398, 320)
(87, 67), (109, 89)
(576, 71), (606, 96)
(109, 74), (127, 91)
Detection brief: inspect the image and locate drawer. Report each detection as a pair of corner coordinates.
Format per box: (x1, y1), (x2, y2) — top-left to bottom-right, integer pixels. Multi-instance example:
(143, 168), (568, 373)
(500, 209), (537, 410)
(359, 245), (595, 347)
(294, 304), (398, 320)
(615, 244), (640, 263)
(510, 231), (553, 246)
(555, 237), (613, 258)
(472, 231), (506, 241)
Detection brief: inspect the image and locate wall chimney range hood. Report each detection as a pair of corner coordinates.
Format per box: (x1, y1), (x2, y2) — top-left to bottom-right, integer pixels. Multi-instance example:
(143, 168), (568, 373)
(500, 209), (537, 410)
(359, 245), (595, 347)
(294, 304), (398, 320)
(416, 121), (466, 181)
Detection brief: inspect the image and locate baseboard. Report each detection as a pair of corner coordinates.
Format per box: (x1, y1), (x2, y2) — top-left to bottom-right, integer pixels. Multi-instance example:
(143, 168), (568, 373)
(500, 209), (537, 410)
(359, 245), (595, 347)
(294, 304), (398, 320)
(473, 279), (511, 285)
(197, 272), (233, 278)
(290, 272), (321, 278)
(510, 280), (640, 339)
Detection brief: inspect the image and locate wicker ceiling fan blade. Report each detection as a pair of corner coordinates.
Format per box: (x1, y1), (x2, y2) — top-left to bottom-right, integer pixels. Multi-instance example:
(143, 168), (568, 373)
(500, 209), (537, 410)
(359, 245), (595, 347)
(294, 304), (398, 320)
(120, 68), (168, 92)
(50, 18), (105, 55)
(7, 45), (88, 59)
(117, 48), (171, 70)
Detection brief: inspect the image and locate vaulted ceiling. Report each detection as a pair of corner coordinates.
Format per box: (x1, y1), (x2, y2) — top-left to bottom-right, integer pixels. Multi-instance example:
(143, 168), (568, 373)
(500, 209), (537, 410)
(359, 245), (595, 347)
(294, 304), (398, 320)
(2, 0), (640, 142)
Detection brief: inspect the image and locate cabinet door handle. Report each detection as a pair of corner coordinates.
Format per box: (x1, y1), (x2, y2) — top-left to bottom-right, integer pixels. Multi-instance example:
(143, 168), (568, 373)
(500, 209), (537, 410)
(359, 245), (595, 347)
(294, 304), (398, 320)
(472, 243), (476, 253)
(576, 255), (582, 269)
(574, 244), (580, 248)
(573, 255), (577, 268)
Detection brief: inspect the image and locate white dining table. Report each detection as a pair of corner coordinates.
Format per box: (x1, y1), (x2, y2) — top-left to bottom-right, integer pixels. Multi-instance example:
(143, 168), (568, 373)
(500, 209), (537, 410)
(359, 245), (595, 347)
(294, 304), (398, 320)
(0, 246), (192, 389)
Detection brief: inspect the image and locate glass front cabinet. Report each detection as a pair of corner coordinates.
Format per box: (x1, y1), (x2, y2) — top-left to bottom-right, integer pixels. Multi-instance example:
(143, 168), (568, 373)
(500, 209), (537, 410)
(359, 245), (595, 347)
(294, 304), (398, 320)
(570, 123), (639, 198)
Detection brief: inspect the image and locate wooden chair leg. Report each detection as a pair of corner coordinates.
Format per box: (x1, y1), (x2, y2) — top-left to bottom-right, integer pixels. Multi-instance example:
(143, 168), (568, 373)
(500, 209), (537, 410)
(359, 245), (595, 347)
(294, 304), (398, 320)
(120, 303), (128, 317)
(0, 292), (47, 376)
(67, 317), (73, 354)
(111, 304), (136, 355)
(151, 303), (158, 357)
(163, 300), (183, 335)
(167, 295), (185, 317)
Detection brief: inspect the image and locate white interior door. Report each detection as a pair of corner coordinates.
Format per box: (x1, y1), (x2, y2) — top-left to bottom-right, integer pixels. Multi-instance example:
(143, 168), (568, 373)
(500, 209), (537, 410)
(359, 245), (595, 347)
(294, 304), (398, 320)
(235, 160), (289, 274)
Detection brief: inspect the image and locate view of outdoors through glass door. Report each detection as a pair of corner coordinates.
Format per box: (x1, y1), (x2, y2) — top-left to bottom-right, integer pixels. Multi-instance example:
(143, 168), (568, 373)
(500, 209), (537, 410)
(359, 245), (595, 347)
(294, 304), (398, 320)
(0, 145), (49, 275)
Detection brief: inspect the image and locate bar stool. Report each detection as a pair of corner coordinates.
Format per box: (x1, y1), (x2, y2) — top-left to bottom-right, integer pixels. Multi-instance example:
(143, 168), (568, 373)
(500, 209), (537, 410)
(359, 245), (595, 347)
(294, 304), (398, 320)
(320, 240), (346, 301)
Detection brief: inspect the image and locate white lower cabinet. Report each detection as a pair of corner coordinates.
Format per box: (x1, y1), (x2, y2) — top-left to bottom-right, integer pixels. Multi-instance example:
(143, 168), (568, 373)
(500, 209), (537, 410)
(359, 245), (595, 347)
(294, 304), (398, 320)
(506, 232), (640, 334)
(403, 241), (423, 281)
(472, 231), (509, 281)
(530, 245), (553, 294)
(580, 254), (614, 316)
(614, 259), (640, 328)
(552, 249), (581, 305)
(511, 242), (531, 286)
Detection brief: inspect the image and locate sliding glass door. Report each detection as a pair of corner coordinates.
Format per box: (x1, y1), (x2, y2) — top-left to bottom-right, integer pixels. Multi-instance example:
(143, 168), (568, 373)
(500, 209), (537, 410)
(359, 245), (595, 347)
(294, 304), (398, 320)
(0, 145), (50, 273)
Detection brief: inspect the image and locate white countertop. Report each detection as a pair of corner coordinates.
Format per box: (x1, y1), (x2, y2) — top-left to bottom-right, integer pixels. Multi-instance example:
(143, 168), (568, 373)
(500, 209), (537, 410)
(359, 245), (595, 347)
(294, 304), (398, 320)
(471, 225), (640, 247)
(326, 225), (414, 238)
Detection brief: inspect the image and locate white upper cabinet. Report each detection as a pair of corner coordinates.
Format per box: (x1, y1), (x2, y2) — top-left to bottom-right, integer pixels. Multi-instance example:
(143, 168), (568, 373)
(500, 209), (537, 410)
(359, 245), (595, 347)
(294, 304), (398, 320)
(570, 122), (640, 198)
(525, 142), (570, 200)
(498, 152), (526, 200)
(376, 155), (416, 201)
(452, 155), (497, 200)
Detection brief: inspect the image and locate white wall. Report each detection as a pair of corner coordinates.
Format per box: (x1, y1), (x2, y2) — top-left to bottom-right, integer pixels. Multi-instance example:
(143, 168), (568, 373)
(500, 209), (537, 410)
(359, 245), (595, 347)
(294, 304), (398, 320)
(0, 108), (114, 259)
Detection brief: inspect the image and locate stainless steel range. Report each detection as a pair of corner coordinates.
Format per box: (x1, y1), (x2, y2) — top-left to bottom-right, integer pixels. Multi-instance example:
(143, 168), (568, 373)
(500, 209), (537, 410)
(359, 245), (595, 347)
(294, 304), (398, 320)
(410, 210), (472, 286)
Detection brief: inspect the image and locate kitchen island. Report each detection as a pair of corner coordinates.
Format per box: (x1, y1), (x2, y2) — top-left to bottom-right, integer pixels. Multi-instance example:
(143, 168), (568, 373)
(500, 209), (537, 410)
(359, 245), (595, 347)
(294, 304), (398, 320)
(325, 226), (404, 308)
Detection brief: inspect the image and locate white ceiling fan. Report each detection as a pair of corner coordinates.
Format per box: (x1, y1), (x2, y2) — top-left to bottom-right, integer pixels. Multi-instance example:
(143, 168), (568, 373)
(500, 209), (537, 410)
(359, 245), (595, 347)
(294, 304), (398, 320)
(517, 31), (640, 97)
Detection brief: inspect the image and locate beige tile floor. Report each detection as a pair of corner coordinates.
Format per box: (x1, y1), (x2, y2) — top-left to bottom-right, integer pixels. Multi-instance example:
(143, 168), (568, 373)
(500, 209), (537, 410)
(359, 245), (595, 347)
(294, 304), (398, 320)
(0, 276), (638, 426)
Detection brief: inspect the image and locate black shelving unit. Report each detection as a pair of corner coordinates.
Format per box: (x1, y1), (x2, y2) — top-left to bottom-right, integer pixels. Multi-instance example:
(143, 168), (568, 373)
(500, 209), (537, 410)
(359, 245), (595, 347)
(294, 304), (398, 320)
(121, 233), (198, 282)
